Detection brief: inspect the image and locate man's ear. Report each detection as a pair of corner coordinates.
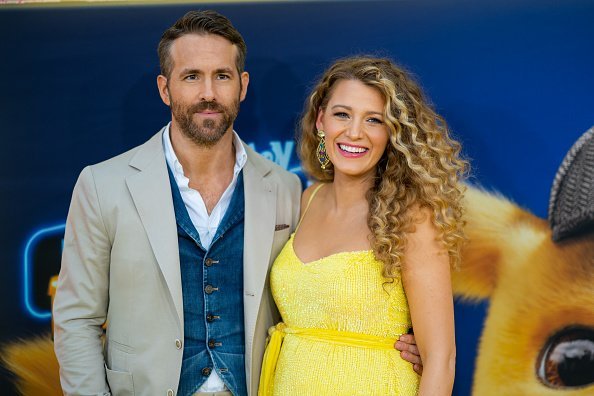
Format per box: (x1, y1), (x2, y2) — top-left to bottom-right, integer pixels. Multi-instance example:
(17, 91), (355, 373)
(239, 71), (249, 102)
(157, 75), (170, 106)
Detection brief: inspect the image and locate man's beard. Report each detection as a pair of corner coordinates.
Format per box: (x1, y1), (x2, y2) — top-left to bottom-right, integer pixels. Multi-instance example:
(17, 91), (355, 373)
(171, 97), (240, 147)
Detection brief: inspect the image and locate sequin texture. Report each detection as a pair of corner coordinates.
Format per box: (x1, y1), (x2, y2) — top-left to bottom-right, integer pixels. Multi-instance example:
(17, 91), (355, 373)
(268, 233), (420, 395)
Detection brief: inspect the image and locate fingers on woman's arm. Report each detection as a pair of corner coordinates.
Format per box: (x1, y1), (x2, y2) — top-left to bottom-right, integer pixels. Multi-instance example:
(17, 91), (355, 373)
(397, 333), (416, 345)
(395, 337), (419, 355)
(395, 336), (421, 365)
(402, 207), (456, 395)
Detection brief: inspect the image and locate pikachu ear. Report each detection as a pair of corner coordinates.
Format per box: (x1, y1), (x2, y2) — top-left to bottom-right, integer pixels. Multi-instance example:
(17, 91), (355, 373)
(452, 185), (548, 301)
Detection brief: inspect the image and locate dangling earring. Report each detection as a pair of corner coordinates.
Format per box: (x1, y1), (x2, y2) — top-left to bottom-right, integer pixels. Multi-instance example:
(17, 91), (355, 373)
(316, 130), (330, 169)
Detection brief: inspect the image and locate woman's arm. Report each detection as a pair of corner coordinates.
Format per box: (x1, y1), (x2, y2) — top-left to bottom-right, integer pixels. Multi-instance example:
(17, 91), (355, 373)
(402, 207), (456, 396)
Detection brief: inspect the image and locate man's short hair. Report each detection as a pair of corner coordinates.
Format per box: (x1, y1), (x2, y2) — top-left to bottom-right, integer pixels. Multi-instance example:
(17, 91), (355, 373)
(158, 10), (247, 78)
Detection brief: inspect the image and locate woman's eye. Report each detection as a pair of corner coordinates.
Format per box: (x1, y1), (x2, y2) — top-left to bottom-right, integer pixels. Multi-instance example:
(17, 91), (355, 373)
(537, 326), (594, 388)
(334, 112), (349, 119)
(367, 117), (383, 124)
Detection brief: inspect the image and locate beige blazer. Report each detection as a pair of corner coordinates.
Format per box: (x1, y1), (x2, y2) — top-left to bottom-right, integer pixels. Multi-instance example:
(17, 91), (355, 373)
(53, 128), (301, 396)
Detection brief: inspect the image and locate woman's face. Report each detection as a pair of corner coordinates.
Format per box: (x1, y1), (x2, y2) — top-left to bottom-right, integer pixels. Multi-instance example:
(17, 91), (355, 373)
(316, 79), (390, 180)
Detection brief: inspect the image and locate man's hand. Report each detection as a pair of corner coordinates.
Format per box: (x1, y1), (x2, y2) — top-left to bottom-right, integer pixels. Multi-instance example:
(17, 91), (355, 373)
(395, 334), (423, 375)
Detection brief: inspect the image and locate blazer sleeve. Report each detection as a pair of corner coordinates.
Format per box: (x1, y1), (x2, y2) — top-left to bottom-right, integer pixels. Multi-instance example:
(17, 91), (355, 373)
(53, 166), (112, 396)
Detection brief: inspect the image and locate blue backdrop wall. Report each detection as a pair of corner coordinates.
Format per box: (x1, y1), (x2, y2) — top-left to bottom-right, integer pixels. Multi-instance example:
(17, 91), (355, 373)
(1, 1), (593, 394)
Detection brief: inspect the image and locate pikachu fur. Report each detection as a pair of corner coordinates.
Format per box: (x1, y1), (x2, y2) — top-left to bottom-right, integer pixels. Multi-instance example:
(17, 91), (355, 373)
(0, 334), (61, 395)
(454, 186), (594, 395)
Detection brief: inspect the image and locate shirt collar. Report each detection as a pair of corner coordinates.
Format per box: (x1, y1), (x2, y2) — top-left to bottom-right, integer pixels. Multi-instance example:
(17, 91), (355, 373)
(162, 122), (247, 180)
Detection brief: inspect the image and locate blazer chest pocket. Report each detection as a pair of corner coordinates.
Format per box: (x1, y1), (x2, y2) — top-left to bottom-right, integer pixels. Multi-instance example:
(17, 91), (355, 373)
(271, 228), (291, 259)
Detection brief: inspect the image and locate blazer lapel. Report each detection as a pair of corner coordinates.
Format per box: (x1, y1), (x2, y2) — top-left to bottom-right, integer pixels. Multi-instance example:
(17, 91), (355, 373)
(242, 142), (276, 385)
(125, 131), (183, 329)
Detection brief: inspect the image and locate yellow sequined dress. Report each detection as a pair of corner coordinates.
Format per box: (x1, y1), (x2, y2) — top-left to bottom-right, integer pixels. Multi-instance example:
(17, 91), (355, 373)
(263, 209), (420, 394)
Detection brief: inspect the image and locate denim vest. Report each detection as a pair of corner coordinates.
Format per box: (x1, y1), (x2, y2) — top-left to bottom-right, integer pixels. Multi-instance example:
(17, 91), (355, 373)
(168, 167), (247, 396)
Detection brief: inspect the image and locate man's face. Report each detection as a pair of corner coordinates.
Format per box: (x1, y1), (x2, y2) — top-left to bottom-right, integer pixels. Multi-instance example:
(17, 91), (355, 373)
(157, 34), (249, 147)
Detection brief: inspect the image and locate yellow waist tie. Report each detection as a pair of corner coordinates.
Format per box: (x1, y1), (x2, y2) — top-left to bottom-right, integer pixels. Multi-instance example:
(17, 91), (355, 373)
(258, 322), (406, 396)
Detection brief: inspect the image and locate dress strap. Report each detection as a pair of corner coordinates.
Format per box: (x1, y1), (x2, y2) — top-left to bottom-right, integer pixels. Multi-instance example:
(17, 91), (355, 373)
(295, 183), (325, 232)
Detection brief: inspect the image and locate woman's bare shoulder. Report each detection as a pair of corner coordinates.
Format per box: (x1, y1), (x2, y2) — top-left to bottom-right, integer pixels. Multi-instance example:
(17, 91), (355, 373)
(300, 182), (325, 210)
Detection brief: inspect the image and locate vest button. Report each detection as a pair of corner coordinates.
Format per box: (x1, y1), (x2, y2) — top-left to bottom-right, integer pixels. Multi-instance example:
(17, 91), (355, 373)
(175, 339), (182, 349)
(208, 339), (216, 348)
(204, 285), (217, 294)
(201, 367), (212, 376)
(206, 313), (220, 322)
(205, 258), (214, 267)
(166, 389), (174, 396)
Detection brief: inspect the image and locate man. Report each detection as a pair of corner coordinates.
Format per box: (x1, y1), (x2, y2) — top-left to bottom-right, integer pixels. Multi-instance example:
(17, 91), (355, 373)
(53, 10), (420, 396)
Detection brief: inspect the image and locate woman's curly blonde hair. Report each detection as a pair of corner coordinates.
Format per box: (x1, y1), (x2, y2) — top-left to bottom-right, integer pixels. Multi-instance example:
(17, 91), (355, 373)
(298, 56), (468, 278)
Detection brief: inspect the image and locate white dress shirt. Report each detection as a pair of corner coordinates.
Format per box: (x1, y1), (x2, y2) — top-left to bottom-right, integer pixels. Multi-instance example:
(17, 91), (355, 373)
(162, 123), (247, 392)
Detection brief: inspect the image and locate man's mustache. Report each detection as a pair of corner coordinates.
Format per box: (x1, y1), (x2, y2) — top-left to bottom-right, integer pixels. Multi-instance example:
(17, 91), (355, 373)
(191, 101), (225, 113)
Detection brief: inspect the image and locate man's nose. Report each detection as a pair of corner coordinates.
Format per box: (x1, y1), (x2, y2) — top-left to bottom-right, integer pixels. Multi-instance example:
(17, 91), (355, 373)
(199, 79), (215, 102)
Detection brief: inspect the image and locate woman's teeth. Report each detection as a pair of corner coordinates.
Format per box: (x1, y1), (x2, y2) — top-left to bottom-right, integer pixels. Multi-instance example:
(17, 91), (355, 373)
(339, 144), (367, 153)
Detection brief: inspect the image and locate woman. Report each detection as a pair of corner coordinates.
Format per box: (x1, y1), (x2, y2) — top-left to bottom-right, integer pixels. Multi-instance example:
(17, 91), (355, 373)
(259, 56), (467, 395)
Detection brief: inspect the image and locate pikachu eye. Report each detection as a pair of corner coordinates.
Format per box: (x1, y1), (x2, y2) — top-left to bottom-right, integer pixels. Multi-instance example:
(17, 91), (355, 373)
(537, 326), (594, 388)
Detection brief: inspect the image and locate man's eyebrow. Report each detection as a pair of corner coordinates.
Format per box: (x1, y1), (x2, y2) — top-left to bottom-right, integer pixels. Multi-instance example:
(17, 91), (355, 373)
(178, 67), (235, 75)
(179, 68), (202, 75)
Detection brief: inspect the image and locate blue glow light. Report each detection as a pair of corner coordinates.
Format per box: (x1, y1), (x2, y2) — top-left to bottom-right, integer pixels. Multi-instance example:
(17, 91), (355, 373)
(23, 223), (65, 320)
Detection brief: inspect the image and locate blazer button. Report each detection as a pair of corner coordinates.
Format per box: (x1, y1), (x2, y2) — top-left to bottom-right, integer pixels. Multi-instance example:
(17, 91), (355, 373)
(166, 389), (174, 396)
(202, 367), (212, 376)
(175, 339), (182, 349)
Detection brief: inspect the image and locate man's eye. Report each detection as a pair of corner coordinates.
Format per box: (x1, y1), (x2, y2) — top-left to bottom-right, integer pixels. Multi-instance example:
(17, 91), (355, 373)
(217, 74), (231, 80)
(185, 74), (197, 81)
